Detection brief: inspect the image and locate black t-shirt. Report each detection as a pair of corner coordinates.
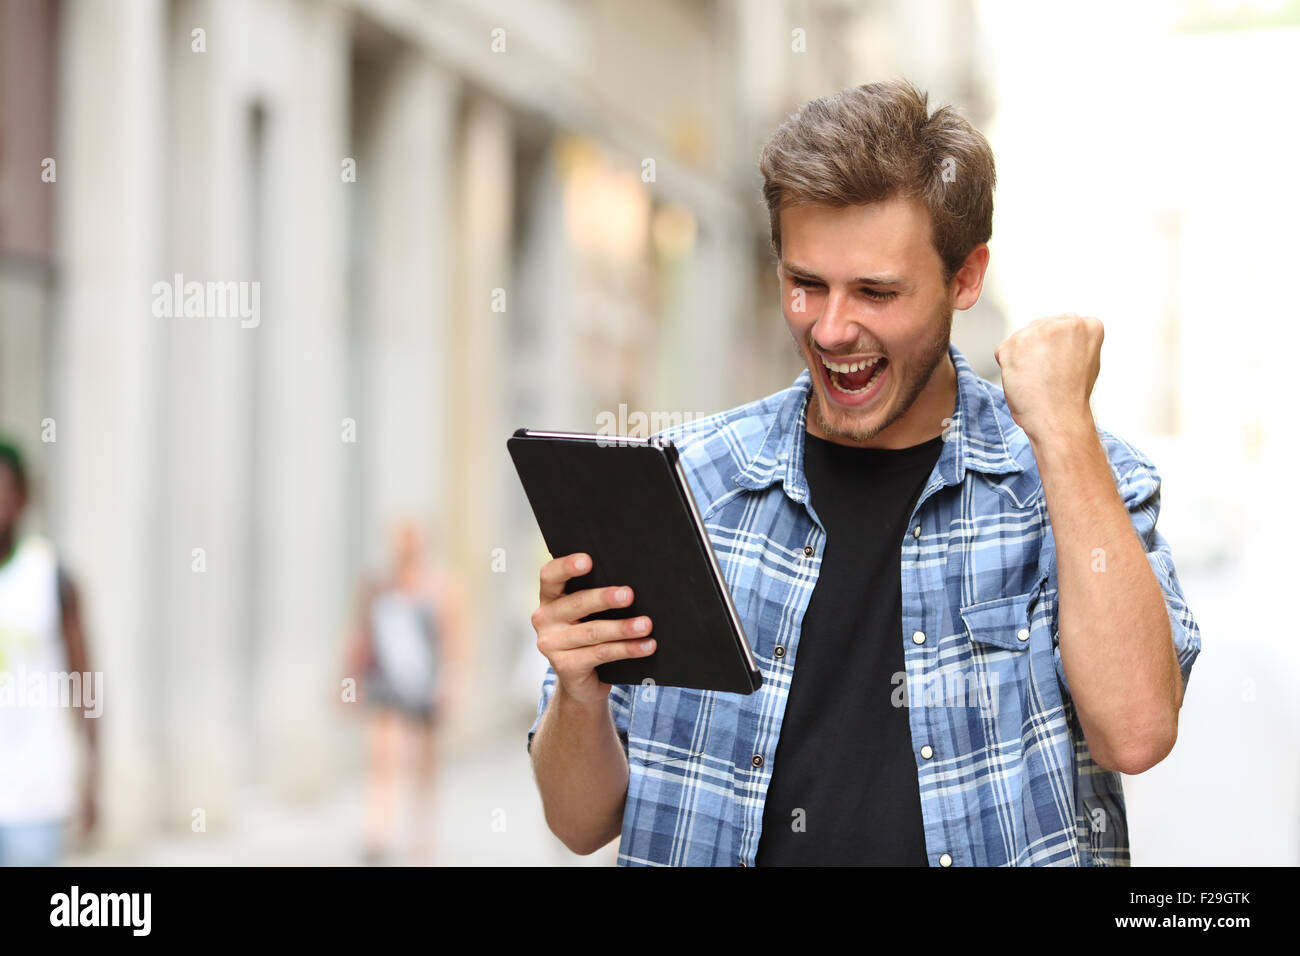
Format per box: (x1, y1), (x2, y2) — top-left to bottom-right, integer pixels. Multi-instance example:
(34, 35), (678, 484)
(754, 429), (944, 866)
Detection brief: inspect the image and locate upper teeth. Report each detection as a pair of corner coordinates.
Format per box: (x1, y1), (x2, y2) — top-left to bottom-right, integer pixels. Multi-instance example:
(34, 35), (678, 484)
(821, 356), (882, 374)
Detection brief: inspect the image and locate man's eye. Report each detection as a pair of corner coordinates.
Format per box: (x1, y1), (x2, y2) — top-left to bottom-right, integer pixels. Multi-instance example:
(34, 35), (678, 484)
(790, 277), (895, 302)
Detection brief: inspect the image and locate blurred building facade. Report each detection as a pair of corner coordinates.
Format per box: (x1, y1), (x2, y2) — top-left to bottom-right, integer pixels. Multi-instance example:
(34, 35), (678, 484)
(1, 0), (1003, 853)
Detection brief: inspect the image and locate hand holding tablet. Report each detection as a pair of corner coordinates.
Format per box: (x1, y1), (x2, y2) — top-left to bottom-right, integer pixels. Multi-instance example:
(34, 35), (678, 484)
(510, 429), (762, 696)
(529, 551), (658, 706)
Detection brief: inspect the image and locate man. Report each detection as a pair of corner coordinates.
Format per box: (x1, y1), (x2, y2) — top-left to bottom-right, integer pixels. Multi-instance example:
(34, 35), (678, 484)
(0, 440), (99, 865)
(526, 80), (1201, 866)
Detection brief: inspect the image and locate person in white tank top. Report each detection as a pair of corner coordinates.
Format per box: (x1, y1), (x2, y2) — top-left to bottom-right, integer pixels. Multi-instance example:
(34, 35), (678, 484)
(341, 517), (469, 865)
(0, 440), (99, 866)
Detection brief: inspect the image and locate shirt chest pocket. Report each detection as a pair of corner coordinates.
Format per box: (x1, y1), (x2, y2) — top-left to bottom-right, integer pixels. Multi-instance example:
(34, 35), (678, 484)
(957, 574), (1052, 726)
(627, 687), (710, 766)
(959, 589), (1037, 651)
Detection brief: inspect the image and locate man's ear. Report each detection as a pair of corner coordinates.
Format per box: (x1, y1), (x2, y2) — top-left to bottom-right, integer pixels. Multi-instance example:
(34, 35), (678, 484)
(950, 243), (990, 311)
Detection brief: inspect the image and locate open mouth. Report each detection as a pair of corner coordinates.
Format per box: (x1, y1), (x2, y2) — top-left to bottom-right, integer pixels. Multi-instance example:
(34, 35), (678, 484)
(819, 353), (889, 401)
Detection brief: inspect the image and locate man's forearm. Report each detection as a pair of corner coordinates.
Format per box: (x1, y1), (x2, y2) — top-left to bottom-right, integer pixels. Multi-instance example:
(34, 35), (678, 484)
(530, 686), (629, 855)
(1030, 417), (1182, 774)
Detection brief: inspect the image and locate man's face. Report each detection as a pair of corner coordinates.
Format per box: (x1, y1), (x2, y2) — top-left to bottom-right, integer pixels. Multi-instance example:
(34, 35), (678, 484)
(777, 196), (958, 447)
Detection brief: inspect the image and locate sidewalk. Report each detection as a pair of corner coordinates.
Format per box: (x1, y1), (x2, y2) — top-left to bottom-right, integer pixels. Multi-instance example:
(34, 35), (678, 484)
(64, 730), (617, 867)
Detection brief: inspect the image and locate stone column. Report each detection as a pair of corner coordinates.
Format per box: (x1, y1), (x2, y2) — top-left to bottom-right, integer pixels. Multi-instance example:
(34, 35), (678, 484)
(154, 0), (256, 831)
(358, 52), (458, 556)
(450, 96), (514, 739)
(51, 0), (167, 849)
(653, 209), (749, 415)
(251, 1), (351, 801)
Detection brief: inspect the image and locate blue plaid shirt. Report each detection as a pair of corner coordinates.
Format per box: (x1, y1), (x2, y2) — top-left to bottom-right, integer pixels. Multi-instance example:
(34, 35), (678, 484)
(528, 343), (1201, 866)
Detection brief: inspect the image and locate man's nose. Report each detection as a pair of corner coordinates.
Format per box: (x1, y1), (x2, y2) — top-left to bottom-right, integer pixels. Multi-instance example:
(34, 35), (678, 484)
(814, 288), (860, 351)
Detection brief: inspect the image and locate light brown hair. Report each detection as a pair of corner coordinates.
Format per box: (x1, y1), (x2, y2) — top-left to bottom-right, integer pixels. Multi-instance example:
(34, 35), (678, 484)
(758, 78), (995, 284)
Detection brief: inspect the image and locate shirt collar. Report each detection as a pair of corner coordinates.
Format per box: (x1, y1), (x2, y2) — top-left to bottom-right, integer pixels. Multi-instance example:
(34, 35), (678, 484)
(731, 343), (1024, 505)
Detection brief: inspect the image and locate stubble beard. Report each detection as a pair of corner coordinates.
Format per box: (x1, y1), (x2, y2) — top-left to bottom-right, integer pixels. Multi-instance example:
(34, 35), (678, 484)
(802, 305), (953, 445)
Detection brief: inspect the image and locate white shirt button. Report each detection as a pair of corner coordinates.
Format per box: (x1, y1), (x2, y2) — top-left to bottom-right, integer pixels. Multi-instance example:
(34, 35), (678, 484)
(1017, 627), (1030, 642)
(920, 745), (934, 759)
(912, 630), (926, 645)
(912, 525), (921, 538)
(939, 853), (952, 867)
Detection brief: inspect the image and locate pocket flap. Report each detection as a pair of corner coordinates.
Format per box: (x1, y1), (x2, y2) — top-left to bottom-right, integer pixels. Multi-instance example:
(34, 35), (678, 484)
(960, 586), (1039, 652)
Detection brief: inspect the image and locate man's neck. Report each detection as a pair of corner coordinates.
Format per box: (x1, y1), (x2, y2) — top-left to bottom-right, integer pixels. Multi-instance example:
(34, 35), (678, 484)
(906, 352), (958, 444)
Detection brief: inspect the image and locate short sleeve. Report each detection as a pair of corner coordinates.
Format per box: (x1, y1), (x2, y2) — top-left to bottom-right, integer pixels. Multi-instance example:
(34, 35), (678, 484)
(1053, 447), (1203, 696)
(526, 662), (633, 757)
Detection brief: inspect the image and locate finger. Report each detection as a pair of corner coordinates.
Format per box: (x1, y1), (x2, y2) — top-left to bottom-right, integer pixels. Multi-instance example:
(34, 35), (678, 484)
(543, 614), (653, 654)
(538, 552), (591, 604)
(540, 583), (637, 630)
(561, 636), (658, 674)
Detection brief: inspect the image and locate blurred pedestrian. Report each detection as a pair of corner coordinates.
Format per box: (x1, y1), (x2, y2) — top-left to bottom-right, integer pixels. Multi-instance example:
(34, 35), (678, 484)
(0, 439), (99, 866)
(343, 517), (468, 864)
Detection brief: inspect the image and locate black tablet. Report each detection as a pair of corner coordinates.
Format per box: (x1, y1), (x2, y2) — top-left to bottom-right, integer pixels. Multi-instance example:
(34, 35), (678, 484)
(508, 428), (762, 695)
